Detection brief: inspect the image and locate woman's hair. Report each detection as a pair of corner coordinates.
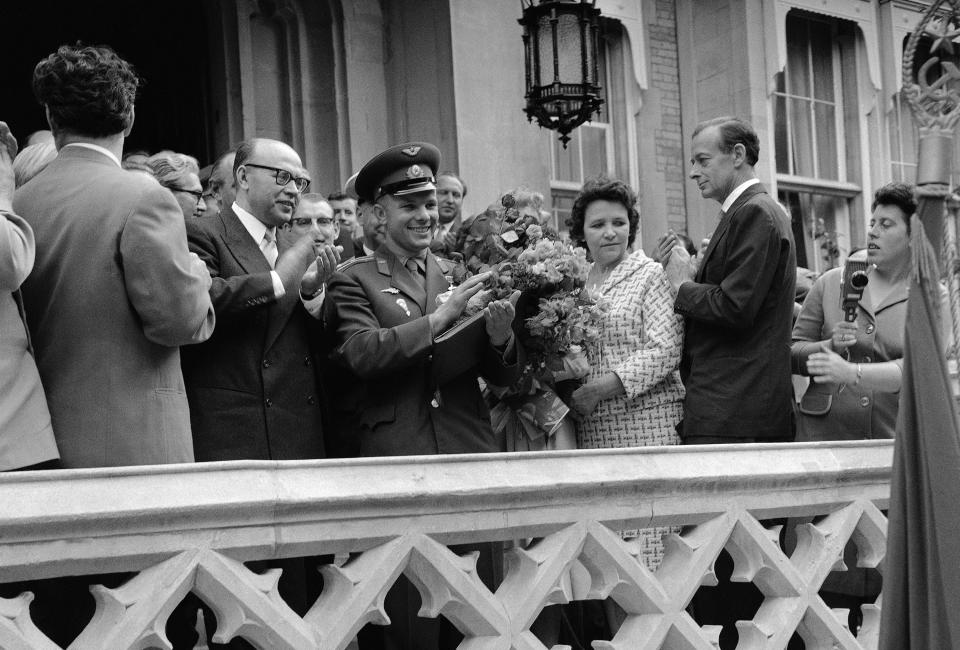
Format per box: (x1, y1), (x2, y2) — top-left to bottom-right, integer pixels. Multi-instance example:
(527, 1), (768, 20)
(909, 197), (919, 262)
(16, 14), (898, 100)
(566, 175), (640, 249)
(147, 151), (200, 189)
(32, 43), (140, 137)
(13, 142), (57, 187)
(872, 182), (916, 233)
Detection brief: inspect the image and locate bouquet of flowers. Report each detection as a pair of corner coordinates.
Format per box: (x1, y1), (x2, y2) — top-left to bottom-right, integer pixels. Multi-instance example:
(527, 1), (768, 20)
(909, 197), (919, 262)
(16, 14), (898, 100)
(447, 204), (607, 451)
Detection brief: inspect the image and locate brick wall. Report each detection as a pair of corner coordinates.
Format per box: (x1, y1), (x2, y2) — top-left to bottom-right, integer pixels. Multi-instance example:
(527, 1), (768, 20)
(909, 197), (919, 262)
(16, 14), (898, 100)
(648, 0), (686, 233)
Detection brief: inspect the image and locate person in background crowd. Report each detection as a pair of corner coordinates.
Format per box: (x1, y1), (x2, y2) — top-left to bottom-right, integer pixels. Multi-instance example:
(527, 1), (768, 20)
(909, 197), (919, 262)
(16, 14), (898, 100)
(121, 149), (152, 174)
(13, 42), (215, 647)
(328, 189), (358, 260)
(430, 170), (466, 256)
(328, 190), (358, 236)
(326, 142), (520, 650)
(658, 116), (796, 649)
(148, 151), (206, 219)
(12, 141), (56, 187)
(0, 122), (58, 472)
(567, 176), (684, 632)
(207, 149), (236, 216)
(345, 172), (384, 256)
(198, 162), (219, 217)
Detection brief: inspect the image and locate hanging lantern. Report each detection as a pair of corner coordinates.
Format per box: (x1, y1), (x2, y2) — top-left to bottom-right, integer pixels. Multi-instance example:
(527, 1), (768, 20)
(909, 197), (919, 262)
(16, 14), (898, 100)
(519, 0), (604, 148)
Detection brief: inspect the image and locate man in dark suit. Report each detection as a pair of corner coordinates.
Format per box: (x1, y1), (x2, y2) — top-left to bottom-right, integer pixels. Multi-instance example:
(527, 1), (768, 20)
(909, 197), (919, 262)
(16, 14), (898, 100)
(180, 138), (339, 645)
(663, 116), (796, 444)
(325, 143), (519, 648)
(661, 116), (796, 647)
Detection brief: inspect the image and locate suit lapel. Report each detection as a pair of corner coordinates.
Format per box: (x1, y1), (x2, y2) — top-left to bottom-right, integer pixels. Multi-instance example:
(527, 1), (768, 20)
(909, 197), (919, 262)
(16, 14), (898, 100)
(264, 231), (304, 352)
(695, 183), (766, 282)
(220, 208), (272, 275)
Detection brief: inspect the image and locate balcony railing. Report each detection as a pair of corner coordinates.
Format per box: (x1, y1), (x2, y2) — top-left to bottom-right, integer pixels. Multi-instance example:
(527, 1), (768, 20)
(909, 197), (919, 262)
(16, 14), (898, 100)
(0, 441), (892, 649)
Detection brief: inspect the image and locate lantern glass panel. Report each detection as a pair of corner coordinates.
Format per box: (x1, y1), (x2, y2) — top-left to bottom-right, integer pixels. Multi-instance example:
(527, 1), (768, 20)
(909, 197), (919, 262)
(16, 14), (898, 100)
(556, 12), (584, 83)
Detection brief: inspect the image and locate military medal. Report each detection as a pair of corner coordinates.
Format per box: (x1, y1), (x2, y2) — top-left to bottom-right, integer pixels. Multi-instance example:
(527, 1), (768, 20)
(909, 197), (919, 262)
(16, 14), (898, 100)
(396, 298), (411, 316)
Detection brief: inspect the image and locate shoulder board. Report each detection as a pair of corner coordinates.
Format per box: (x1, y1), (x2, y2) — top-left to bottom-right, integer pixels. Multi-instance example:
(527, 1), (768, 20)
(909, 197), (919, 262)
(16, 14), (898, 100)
(337, 255), (375, 272)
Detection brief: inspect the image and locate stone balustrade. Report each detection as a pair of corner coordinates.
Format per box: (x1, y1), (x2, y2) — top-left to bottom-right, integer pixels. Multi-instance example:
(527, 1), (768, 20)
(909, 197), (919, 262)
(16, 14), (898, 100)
(0, 440), (892, 649)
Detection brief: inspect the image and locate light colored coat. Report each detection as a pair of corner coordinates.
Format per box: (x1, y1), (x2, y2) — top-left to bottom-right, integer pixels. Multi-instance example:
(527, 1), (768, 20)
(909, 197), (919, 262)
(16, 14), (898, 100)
(14, 146), (215, 468)
(0, 209), (57, 470)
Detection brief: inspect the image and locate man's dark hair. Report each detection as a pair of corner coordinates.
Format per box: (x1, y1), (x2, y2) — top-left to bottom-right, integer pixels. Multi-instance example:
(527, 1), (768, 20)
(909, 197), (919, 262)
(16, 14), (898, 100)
(692, 116), (760, 166)
(437, 170), (468, 198)
(327, 191), (353, 203)
(567, 175), (641, 249)
(33, 43), (139, 137)
(872, 182), (916, 218)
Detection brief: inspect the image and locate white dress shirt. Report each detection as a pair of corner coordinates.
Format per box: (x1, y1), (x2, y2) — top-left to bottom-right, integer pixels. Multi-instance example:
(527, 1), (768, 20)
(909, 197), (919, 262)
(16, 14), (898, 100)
(232, 202), (285, 299)
(720, 178), (760, 214)
(62, 142), (121, 167)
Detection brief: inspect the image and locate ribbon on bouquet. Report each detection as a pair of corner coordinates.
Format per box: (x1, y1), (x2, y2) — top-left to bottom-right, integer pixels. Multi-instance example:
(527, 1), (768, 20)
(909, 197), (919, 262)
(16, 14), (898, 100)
(492, 387), (574, 450)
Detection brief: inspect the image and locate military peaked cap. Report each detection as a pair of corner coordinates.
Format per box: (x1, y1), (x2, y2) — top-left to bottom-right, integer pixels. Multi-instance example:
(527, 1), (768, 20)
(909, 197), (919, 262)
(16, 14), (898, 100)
(354, 142), (441, 202)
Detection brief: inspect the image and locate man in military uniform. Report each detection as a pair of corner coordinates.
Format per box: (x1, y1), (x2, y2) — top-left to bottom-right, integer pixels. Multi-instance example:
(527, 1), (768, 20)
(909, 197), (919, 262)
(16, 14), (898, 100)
(325, 142), (520, 648)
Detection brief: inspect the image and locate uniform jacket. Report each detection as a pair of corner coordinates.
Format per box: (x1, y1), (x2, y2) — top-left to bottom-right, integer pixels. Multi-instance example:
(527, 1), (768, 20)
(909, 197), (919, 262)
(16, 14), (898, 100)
(14, 145), (215, 467)
(325, 247), (520, 456)
(182, 207), (326, 461)
(674, 183), (797, 439)
(0, 210), (58, 470)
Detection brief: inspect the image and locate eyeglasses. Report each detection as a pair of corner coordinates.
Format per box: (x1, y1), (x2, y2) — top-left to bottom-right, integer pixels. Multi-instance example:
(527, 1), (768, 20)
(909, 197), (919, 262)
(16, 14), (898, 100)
(292, 217), (336, 228)
(171, 187), (204, 203)
(242, 163), (310, 192)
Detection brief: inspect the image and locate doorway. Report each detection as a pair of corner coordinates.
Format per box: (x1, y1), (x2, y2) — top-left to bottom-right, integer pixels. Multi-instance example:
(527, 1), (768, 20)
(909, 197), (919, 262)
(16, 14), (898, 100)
(3, 1), (216, 164)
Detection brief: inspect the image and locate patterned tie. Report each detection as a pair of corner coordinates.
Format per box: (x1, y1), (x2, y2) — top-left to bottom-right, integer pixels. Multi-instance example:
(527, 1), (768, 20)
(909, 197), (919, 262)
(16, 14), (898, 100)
(261, 229), (278, 268)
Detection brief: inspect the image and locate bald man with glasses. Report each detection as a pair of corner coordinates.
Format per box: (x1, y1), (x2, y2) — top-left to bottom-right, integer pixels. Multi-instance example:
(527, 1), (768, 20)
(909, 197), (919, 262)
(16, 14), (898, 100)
(181, 137), (340, 465)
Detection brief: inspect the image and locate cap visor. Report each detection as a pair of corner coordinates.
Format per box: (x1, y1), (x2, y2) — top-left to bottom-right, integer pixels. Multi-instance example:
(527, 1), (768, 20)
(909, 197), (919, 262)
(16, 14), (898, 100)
(391, 180), (437, 196)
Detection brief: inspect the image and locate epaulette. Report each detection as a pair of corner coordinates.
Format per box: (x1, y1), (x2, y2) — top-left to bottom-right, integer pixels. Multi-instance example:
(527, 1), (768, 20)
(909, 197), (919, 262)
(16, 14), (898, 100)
(336, 255), (375, 272)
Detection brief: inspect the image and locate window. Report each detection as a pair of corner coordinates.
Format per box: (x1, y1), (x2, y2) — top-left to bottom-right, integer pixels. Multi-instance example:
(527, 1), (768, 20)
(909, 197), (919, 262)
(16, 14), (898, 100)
(773, 11), (864, 271)
(547, 20), (623, 233)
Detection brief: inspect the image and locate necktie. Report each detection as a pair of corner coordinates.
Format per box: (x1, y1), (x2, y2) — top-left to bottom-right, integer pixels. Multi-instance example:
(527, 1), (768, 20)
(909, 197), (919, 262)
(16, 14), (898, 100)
(405, 258), (425, 288)
(261, 229), (278, 268)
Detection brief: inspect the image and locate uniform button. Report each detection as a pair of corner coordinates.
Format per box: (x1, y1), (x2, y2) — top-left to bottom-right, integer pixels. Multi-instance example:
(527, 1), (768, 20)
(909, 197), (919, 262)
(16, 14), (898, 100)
(304, 356), (312, 367)
(859, 396), (870, 407)
(427, 354), (433, 362)
(865, 324), (875, 334)
(265, 398), (273, 408)
(307, 396), (316, 405)
(863, 356), (872, 363)
(430, 398), (440, 408)
(262, 359), (271, 368)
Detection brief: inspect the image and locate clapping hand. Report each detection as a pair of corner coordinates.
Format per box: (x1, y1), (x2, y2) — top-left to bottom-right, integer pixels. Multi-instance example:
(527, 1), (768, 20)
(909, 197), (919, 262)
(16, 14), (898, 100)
(429, 272), (491, 335)
(300, 244), (343, 296)
(655, 230), (680, 267)
(484, 290), (520, 347)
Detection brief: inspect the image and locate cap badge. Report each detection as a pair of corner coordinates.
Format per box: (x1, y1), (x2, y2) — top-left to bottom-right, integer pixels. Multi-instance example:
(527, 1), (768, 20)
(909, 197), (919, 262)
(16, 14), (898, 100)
(406, 164), (423, 179)
(401, 146), (422, 157)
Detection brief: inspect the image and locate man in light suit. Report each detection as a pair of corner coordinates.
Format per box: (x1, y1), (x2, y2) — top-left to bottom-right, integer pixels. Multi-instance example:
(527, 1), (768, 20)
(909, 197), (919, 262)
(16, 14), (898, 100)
(661, 116), (796, 647)
(0, 121), (58, 472)
(12, 43), (216, 648)
(326, 142), (519, 649)
(16, 43), (215, 469)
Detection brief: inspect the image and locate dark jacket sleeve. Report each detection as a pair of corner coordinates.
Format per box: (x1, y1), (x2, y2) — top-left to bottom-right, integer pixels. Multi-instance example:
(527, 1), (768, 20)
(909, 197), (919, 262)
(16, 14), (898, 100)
(675, 204), (787, 330)
(186, 219), (277, 321)
(326, 270), (434, 380)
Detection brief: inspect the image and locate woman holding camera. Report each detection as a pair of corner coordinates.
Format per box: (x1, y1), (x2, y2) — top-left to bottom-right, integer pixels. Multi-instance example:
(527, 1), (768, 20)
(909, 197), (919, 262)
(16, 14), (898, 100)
(791, 182), (919, 441)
